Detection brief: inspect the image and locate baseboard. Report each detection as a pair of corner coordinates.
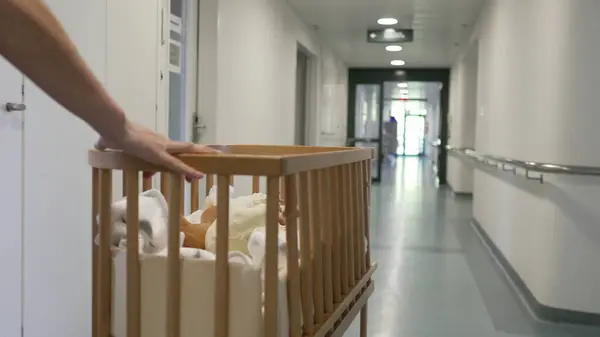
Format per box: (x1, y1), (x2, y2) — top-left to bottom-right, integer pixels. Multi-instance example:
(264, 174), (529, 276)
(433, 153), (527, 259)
(471, 218), (600, 326)
(447, 183), (473, 198)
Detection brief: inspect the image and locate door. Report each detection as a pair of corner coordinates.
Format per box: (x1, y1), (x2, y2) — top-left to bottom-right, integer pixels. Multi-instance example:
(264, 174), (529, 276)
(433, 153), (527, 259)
(348, 83), (382, 182)
(295, 49), (309, 145)
(402, 115), (426, 156)
(168, 0), (186, 141)
(0, 57), (24, 337)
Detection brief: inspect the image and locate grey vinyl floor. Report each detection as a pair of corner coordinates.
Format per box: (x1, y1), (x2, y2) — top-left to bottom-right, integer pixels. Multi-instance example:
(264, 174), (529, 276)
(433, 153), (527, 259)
(344, 157), (600, 337)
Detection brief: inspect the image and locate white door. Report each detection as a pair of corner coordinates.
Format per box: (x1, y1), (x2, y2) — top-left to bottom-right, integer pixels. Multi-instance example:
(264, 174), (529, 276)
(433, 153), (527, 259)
(0, 57), (25, 337)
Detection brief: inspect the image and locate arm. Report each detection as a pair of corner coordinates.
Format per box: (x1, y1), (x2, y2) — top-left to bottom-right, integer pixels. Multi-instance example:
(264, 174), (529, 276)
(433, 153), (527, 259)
(0, 0), (127, 140)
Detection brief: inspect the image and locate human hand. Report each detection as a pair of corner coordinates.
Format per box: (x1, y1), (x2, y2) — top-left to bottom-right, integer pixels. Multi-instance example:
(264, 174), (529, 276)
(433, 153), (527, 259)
(94, 121), (219, 180)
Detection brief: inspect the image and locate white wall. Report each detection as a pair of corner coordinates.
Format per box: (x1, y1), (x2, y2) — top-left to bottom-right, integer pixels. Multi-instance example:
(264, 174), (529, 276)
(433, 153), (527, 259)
(467, 0), (600, 314)
(424, 84), (441, 167)
(21, 1), (167, 337)
(214, 0), (347, 147)
(201, 0), (347, 195)
(447, 43), (477, 194)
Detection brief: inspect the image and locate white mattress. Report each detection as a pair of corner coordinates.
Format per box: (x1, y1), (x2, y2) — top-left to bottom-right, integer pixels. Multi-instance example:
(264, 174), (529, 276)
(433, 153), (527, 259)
(110, 251), (290, 337)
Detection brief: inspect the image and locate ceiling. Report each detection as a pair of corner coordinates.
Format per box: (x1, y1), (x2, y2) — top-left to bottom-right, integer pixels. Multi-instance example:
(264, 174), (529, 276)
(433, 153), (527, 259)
(287, 0), (486, 68)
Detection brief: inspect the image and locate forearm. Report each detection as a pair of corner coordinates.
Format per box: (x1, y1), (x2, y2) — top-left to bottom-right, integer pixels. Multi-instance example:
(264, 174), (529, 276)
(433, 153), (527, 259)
(0, 0), (127, 138)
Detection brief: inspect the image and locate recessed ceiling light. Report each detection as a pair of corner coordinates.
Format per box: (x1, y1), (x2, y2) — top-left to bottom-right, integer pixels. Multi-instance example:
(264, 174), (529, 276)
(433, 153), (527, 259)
(385, 45), (403, 52)
(377, 18), (398, 25)
(397, 82), (408, 88)
(391, 60), (406, 66)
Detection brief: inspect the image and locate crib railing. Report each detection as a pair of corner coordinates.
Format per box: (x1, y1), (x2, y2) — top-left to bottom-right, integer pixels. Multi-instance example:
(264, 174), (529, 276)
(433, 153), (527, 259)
(90, 145), (376, 337)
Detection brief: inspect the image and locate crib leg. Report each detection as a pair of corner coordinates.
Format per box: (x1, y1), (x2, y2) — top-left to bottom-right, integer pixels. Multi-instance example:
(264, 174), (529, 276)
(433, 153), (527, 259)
(360, 304), (368, 337)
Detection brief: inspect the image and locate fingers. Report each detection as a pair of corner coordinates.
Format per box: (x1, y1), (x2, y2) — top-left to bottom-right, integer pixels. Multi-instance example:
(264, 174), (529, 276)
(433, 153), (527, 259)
(156, 151), (204, 180)
(95, 137), (108, 150)
(166, 141), (221, 154)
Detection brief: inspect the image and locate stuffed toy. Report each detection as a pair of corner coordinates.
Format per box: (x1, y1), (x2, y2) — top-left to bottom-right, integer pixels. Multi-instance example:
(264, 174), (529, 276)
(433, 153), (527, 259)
(179, 205), (215, 249)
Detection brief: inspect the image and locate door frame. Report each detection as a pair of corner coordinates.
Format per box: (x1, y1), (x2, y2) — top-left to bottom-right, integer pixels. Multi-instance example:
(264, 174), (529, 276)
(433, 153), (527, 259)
(294, 46), (311, 145)
(399, 113), (427, 157)
(347, 68), (450, 185)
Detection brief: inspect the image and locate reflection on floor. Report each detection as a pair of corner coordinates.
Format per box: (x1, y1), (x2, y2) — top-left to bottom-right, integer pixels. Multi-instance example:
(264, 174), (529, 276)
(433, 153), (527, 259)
(344, 157), (600, 337)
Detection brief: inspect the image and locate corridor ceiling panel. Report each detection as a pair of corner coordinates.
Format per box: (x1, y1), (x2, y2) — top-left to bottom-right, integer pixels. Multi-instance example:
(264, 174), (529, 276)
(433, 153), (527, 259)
(287, 0), (485, 67)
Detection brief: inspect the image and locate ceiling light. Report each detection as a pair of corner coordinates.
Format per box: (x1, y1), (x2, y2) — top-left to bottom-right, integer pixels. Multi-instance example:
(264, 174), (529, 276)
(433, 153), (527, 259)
(377, 18), (398, 25)
(397, 82), (408, 88)
(390, 60), (406, 66)
(385, 45), (403, 52)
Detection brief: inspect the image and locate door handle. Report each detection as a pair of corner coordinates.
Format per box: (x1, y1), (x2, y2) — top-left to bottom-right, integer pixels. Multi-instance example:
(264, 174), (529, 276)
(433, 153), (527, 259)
(5, 102), (26, 112)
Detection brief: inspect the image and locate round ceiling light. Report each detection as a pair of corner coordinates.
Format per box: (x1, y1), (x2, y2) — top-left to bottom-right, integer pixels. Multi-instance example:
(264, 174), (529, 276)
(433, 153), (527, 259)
(385, 45), (403, 52)
(390, 60), (406, 66)
(377, 18), (398, 25)
(397, 82), (408, 88)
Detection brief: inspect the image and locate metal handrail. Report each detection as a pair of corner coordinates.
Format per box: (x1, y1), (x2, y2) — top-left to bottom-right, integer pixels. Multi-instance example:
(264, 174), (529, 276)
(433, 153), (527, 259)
(446, 145), (600, 183)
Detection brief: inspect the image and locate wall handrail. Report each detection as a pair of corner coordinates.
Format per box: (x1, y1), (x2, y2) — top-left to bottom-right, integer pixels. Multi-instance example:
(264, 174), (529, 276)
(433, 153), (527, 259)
(446, 145), (600, 183)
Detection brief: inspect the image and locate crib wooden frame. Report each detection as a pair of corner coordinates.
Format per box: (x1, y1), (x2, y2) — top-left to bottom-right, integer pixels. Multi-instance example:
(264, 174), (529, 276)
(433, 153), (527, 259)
(89, 145), (376, 337)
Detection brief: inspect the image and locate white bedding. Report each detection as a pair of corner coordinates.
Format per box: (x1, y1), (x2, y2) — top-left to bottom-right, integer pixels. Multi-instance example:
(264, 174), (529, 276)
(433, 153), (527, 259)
(100, 188), (367, 337)
(99, 188), (290, 337)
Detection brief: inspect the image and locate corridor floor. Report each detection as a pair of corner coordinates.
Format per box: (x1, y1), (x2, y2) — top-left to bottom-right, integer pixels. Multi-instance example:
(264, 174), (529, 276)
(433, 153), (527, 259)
(344, 157), (600, 337)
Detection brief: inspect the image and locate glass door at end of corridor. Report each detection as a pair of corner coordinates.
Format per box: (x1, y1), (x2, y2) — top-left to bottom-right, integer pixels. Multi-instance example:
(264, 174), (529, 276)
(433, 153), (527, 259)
(400, 114), (426, 156)
(389, 99), (427, 156)
(347, 83), (383, 182)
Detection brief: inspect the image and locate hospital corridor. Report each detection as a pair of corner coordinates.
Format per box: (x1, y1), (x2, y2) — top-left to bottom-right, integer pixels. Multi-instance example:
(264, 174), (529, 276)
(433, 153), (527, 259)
(2, 0), (600, 337)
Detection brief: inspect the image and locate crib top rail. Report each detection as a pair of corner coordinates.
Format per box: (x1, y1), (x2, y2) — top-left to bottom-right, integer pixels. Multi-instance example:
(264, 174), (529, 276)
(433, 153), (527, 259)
(88, 145), (374, 176)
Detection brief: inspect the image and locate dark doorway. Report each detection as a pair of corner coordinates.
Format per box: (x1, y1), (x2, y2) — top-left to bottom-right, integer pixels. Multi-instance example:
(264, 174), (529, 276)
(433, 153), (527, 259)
(295, 49), (310, 145)
(347, 68), (450, 184)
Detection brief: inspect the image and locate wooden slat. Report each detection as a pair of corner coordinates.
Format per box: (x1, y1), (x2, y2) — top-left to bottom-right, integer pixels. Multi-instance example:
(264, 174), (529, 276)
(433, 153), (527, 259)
(337, 165), (349, 295)
(264, 177), (280, 337)
(298, 172), (314, 334)
(351, 163), (361, 281)
(252, 176), (260, 193)
(357, 162), (366, 276)
(311, 265), (377, 337)
(309, 170), (325, 323)
(284, 175), (302, 337)
(320, 169), (334, 313)
(166, 174), (183, 337)
(161, 173), (169, 202)
(279, 176), (286, 202)
(343, 164), (355, 288)
(330, 167), (342, 303)
(125, 170), (141, 337)
(364, 161), (372, 267)
(190, 180), (199, 212)
(92, 168), (99, 337)
(215, 176), (231, 337)
(360, 305), (368, 337)
(206, 175), (214, 196)
(98, 169), (112, 337)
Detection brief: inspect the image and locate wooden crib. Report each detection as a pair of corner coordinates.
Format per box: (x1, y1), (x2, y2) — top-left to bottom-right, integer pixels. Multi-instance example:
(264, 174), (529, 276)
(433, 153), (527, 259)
(89, 145), (376, 337)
